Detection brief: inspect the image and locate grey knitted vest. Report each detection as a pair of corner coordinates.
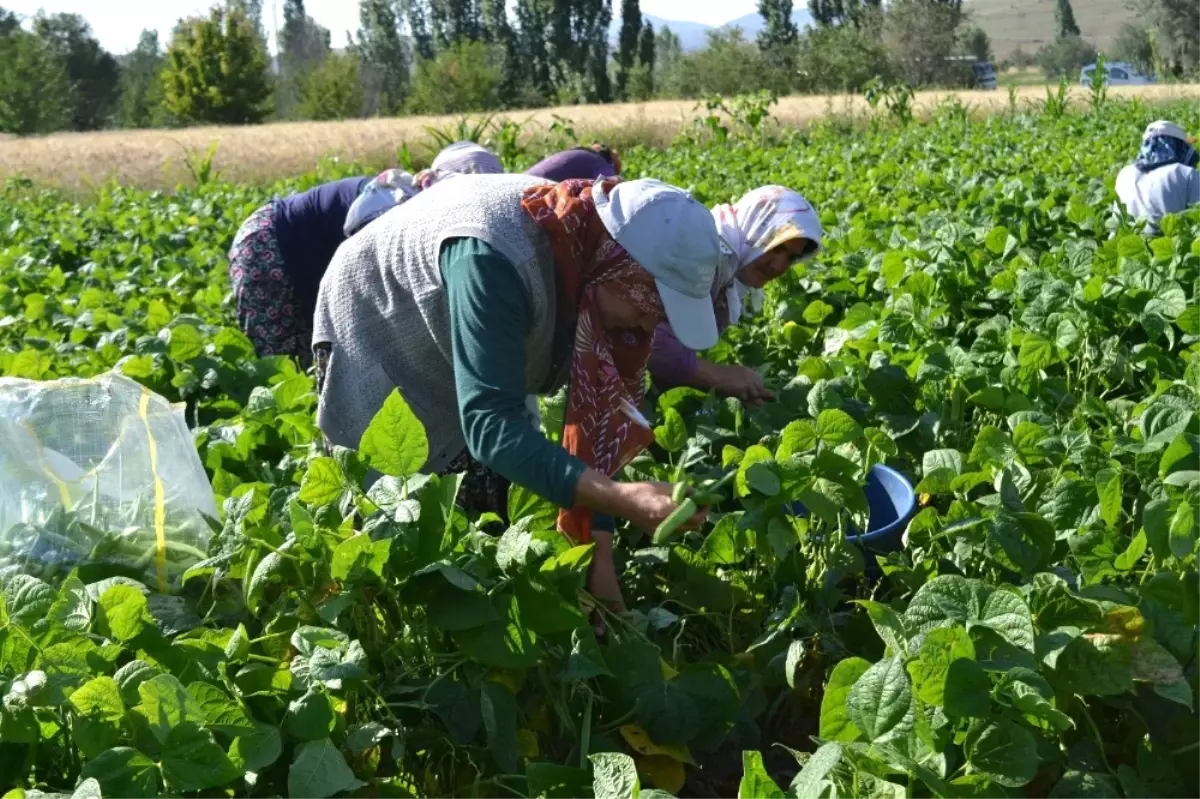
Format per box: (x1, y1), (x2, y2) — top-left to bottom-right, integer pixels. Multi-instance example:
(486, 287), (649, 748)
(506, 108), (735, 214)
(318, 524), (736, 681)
(312, 173), (557, 472)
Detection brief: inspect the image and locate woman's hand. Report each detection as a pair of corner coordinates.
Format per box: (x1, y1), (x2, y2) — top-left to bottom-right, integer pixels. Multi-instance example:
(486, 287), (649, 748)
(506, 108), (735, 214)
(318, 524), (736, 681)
(574, 471), (709, 535)
(574, 473), (707, 635)
(587, 532), (625, 635)
(575, 471), (708, 533)
(694, 361), (775, 407)
(615, 481), (708, 534)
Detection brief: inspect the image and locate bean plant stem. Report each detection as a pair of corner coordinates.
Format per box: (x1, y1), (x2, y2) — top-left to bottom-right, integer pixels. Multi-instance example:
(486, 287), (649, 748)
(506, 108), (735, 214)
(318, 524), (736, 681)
(1074, 695), (1114, 774)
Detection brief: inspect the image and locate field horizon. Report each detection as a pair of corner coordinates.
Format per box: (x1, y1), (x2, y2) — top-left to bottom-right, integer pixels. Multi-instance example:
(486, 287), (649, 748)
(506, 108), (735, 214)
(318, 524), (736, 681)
(1, 83), (1196, 193)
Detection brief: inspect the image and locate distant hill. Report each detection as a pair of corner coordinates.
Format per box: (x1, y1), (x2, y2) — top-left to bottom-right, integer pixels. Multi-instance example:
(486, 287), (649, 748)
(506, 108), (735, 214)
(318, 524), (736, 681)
(612, 9), (814, 51)
(641, 13), (712, 51)
(964, 0), (1135, 59)
(721, 9), (815, 41)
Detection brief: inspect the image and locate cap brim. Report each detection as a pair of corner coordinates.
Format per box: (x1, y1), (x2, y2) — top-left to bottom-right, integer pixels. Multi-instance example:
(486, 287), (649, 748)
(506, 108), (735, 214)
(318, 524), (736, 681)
(656, 279), (718, 351)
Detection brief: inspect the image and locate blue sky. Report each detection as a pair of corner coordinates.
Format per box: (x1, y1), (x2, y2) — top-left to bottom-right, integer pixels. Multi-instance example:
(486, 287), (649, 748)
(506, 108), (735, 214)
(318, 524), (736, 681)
(2, 0), (758, 54)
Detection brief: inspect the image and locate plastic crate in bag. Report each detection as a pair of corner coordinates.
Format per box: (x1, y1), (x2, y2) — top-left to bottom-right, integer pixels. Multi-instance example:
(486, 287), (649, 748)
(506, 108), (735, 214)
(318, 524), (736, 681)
(0, 372), (218, 591)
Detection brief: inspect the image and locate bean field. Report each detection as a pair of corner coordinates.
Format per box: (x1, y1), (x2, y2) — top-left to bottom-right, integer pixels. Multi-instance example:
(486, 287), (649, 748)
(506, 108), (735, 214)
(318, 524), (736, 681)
(0, 96), (1198, 799)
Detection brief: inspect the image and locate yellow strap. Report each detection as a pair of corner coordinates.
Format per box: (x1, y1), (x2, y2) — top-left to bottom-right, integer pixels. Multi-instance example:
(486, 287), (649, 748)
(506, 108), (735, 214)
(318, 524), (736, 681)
(138, 387), (168, 593)
(27, 421), (73, 508)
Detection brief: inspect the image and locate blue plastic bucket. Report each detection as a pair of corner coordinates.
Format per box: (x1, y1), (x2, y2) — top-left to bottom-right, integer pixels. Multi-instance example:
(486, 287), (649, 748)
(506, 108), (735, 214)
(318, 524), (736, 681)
(790, 464), (917, 556)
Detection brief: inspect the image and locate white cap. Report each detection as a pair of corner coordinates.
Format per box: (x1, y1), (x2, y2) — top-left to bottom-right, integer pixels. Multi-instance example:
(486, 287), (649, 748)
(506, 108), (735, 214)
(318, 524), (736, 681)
(593, 179), (722, 351)
(430, 141), (503, 175)
(1144, 120), (1191, 143)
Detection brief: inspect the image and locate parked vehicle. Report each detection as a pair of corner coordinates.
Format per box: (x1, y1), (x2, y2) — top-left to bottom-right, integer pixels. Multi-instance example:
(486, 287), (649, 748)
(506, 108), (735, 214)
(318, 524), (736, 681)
(1080, 61), (1154, 86)
(940, 56), (998, 89)
(971, 60), (998, 90)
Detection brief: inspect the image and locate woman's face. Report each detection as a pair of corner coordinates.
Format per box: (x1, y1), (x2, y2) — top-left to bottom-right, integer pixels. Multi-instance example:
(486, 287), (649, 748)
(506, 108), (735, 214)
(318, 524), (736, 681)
(595, 284), (660, 333)
(738, 238), (818, 288)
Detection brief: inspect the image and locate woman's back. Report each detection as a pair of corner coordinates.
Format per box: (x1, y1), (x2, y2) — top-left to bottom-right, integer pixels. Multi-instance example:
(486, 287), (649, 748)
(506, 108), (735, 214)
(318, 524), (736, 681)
(1116, 163), (1200, 224)
(313, 173), (557, 468)
(272, 177), (370, 310)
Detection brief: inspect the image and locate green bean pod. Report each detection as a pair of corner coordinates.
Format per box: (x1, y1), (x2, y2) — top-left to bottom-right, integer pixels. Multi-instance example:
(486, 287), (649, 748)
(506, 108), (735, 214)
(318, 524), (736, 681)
(697, 470), (736, 496)
(653, 498), (699, 545)
(671, 481), (688, 503)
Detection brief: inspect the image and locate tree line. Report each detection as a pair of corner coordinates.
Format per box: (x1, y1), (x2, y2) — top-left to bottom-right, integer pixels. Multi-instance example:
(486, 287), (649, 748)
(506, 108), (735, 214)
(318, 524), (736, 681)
(1, 0), (1196, 135)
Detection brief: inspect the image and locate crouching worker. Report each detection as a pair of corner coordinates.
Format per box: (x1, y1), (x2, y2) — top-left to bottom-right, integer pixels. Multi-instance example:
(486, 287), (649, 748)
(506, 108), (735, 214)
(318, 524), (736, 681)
(312, 175), (722, 614)
(526, 144), (622, 182)
(650, 185), (823, 405)
(1115, 120), (1199, 231)
(226, 141), (503, 364)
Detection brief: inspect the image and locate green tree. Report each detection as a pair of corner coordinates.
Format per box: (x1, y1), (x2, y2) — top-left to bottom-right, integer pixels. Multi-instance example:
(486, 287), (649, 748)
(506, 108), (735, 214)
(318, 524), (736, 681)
(1130, 0), (1198, 78)
(0, 6), (18, 36)
(1055, 0), (1080, 40)
(795, 15), (888, 92)
(278, 0), (332, 117)
(1036, 34), (1096, 78)
(670, 27), (771, 97)
(514, 0), (552, 98)
(430, 0), (482, 51)
(0, 28), (72, 134)
(406, 39), (501, 113)
(299, 51), (364, 119)
(758, 0), (799, 92)
(481, 0), (523, 106)
(585, 16), (612, 103)
(652, 24), (682, 95)
(544, 0), (611, 103)
(226, 0), (265, 39)
(355, 0), (409, 114)
(615, 0), (642, 99)
(625, 18), (656, 99)
(160, 7), (272, 125)
(117, 29), (164, 128)
(1110, 23), (1154, 75)
(758, 0), (799, 52)
(809, 0), (882, 28)
(33, 13), (121, 130)
(883, 0), (965, 86)
(958, 24), (991, 62)
(404, 0), (435, 61)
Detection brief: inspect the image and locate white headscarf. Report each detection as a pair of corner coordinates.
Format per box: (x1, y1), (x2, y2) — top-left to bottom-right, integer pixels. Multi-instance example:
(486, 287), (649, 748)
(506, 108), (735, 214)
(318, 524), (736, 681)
(429, 141), (504, 181)
(711, 186), (823, 325)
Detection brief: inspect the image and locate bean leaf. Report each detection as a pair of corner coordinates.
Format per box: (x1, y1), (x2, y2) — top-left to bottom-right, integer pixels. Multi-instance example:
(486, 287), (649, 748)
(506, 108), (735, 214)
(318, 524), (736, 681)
(359, 389), (429, 477)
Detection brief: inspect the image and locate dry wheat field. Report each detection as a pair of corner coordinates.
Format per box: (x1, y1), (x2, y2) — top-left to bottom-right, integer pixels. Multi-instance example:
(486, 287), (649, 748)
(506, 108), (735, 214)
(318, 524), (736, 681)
(1, 84), (1196, 192)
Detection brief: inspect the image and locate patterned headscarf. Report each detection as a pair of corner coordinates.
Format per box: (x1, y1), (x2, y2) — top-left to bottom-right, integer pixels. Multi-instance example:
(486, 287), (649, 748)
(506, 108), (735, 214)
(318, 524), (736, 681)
(1135, 136), (1199, 173)
(343, 142), (505, 237)
(343, 170), (421, 237)
(521, 178), (664, 543)
(711, 186), (823, 326)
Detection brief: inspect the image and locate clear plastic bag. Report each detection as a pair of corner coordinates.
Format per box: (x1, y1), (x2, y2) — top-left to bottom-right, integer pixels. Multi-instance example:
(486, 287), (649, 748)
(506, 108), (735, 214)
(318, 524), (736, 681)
(0, 372), (217, 591)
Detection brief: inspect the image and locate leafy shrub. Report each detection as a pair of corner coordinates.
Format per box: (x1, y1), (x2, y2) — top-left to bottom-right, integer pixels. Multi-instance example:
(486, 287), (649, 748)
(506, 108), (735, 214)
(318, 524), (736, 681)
(795, 20), (893, 94)
(159, 6), (273, 125)
(662, 27), (781, 99)
(0, 28), (72, 135)
(1037, 34), (1098, 79)
(406, 40), (504, 115)
(299, 52), (365, 121)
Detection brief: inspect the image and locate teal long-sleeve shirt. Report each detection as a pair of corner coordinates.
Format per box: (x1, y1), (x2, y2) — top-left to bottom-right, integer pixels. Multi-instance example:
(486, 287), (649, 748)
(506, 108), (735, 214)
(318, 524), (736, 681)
(440, 236), (588, 511)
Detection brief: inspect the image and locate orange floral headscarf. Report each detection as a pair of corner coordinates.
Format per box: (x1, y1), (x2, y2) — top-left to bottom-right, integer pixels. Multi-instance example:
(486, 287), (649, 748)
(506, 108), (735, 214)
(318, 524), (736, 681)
(521, 178), (663, 543)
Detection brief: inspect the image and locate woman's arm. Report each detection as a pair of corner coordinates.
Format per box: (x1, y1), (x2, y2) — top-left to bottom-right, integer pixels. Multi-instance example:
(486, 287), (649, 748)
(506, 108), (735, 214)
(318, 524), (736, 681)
(442, 237), (586, 508)
(648, 322), (701, 388)
(443, 238), (701, 529)
(650, 322), (774, 406)
(442, 238), (704, 610)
